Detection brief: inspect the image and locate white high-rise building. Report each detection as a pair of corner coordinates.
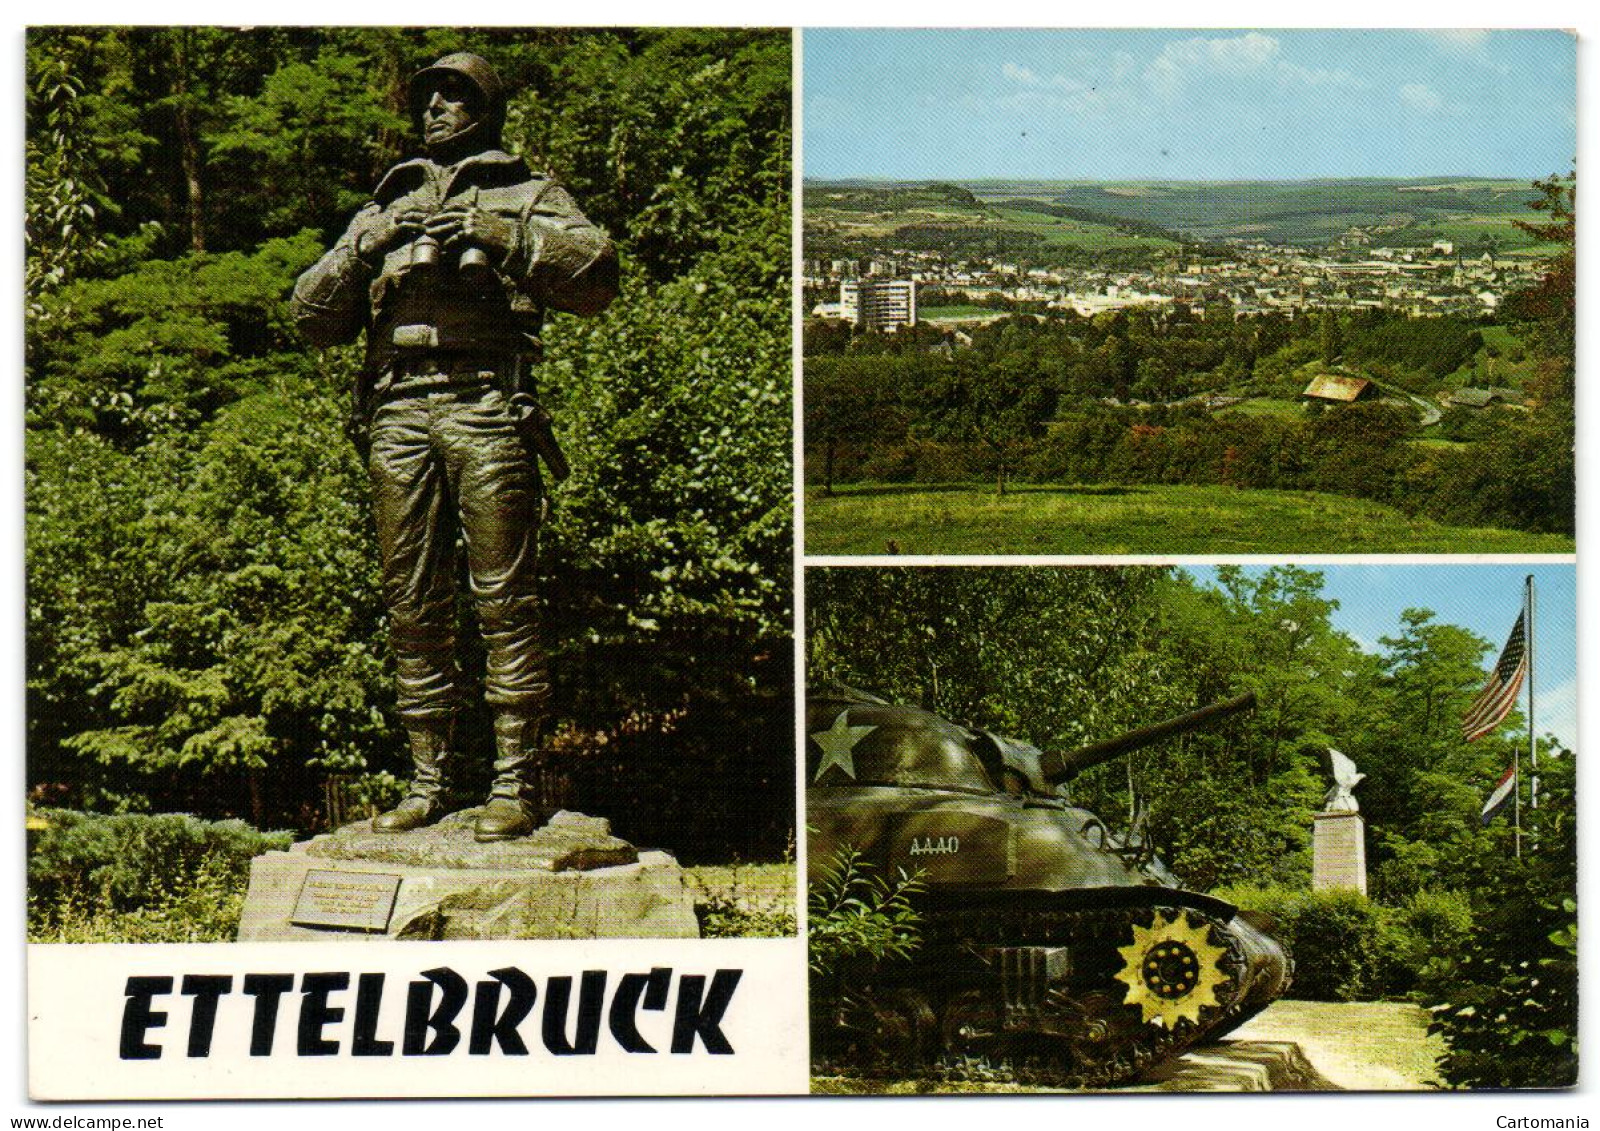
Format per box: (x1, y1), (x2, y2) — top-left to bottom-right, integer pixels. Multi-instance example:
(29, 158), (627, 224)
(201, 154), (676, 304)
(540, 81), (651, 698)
(839, 278), (917, 331)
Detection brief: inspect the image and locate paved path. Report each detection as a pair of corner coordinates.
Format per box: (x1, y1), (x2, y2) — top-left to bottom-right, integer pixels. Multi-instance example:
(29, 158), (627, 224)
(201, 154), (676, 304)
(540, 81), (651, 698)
(1368, 378), (1443, 426)
(1222, 999), (1444, 1090)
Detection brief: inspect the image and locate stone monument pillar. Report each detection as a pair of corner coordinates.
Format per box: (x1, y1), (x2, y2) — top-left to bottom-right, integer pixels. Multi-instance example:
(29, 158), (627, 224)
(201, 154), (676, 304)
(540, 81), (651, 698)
(1312, 747), (1367, 895)
(1312, 811), (1367, 895)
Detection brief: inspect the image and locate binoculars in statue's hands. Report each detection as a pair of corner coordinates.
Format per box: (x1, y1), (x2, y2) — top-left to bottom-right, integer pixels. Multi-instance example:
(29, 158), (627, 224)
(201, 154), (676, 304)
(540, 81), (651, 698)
(406, 234), (492, 276)
(407, 187), (496, 277)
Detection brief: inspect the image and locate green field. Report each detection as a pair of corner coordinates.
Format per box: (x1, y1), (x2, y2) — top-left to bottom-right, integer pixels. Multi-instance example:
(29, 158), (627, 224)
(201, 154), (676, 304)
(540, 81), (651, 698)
(805, 483), (1574, 555)
(988, 205), (1178, 250)
(1007, 179), (1542, 248)
(1456, 324), (1539, 389)
(920, 304), (1004, 322)
(1216, 397), (1307, 419)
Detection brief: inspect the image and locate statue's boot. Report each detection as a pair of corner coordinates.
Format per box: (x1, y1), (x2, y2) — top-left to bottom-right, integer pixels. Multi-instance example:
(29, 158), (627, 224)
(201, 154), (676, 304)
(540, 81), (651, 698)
(474, 712), (545, 842)
(372, 720), (452, 833)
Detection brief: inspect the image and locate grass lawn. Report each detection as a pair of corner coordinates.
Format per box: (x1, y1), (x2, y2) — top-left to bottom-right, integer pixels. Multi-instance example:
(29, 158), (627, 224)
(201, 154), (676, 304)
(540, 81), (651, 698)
(1217, 396), (1307, 419)
(1478, 325), (1524, 353)
(920, 304), (1003, 322)
(805, 482), (1575, 555)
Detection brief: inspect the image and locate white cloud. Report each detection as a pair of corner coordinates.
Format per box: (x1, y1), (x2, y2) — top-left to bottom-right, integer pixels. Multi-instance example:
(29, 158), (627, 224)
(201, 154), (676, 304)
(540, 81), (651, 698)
(997, 61), (1107, 116)
(1144, 32), (1363, 98)
(1160, 30), (1281, 74)
(1417, 29), (1509, 74)
(1422, 29), (1490, 54)
(991, 33), (1364, 121)
(1001, 61), (1089, 95)
(1399, 82), (1444, 113)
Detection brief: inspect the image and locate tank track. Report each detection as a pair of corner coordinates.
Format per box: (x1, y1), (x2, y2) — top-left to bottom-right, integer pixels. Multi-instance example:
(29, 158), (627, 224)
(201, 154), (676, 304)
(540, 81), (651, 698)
(813, 897), (1286, 1091)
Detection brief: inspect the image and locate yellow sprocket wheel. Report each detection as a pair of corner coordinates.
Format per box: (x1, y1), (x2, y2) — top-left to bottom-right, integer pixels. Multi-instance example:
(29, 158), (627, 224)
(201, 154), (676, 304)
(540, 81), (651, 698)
(1113, 910), (1231, 1029)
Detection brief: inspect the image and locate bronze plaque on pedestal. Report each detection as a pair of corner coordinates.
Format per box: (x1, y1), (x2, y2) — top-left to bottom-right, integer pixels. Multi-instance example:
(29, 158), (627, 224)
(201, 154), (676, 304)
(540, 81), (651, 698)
(290, 869), (402, 932)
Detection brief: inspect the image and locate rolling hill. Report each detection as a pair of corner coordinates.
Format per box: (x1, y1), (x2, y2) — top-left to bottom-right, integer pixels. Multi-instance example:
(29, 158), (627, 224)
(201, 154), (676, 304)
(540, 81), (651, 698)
(806, 177), (1550, 255)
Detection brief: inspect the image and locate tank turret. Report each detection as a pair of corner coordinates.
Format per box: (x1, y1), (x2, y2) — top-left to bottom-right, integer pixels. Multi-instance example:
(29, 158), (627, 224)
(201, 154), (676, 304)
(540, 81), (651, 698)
(808, 685), (1290, 1088)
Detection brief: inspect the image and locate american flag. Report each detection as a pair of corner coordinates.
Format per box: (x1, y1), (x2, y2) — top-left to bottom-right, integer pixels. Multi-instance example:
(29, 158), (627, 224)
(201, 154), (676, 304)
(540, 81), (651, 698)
(1462, 612), (1528, 742)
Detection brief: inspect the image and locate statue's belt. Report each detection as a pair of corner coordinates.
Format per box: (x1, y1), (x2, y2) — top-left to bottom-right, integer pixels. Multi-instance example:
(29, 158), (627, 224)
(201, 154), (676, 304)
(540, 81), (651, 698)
(377, 353), (513, 399)
(387, 352), (511, 380)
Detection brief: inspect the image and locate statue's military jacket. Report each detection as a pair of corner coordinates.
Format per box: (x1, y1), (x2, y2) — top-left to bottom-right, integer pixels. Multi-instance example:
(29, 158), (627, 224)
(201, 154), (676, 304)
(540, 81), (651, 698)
(292, 149), (618, 375)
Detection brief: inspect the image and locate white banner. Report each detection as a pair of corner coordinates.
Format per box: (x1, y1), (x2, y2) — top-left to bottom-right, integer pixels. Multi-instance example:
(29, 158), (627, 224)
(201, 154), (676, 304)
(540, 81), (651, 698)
(27, 938), (808, 1099)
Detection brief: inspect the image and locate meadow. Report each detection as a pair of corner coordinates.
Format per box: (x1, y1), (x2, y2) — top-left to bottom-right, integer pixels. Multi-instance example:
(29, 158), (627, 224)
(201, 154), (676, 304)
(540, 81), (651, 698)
(804, 482), (1576, 556)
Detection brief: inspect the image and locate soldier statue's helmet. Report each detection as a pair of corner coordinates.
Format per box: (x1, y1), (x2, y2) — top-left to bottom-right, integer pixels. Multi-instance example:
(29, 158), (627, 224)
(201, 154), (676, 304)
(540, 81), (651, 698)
(409, 52), (507, 149)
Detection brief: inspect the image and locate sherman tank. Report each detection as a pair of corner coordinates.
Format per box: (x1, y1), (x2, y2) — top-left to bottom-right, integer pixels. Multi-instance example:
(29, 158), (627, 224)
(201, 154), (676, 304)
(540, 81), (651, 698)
(808, 684), (1292, 1088)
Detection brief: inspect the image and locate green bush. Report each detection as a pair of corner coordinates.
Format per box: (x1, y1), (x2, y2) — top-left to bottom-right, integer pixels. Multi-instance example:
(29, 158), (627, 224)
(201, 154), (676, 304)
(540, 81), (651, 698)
(688, 861), (798, 939)
(1369, 835), (1444, 903)
(29, 853), (249, 943)
(1212, 882), (1402, 1001)
(1424, 896), (1577, 1088)
(1383, 888), (1474, 994)
(1415, 754), (1578, 1088)
(1214, 883), (1471, 1002)
(28, 808), (290, 913)
(696, 897), (797, 940)
(808, 847), (923, 980)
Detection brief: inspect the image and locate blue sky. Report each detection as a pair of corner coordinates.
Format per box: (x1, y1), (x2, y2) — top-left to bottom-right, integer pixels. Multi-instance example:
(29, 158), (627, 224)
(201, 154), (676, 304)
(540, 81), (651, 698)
(1182, 564), (1576, 750)
(804, 29), (1576, 180)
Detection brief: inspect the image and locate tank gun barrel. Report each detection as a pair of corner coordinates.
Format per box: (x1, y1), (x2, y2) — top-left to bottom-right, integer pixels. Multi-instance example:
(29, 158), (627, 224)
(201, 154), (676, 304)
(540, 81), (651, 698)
(1042, 692), (1257, 784)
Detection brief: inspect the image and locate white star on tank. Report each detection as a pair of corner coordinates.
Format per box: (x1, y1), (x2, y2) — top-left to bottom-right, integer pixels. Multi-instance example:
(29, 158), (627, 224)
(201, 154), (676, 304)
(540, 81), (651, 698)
(811, 709), (877, 782)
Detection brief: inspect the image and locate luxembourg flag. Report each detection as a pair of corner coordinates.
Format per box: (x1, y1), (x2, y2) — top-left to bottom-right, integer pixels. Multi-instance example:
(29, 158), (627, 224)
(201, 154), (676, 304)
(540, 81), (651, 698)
(1481, 764), (1516, 826)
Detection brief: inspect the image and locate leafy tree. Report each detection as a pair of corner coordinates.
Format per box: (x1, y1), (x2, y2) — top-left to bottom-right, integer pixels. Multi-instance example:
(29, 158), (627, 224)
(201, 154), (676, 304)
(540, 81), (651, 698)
(1318, 311), (1343, 365)
(1509, 171), (1575, 337)
(921, 353), (1057, 496)
(1420, 750), (1577, 1087)
(807, 566), (1171, 753)
(36, 386), (387, 826)
(803, 356), (911, 495)
(25, 33), (111, 297)
(27, 234), (324, 442)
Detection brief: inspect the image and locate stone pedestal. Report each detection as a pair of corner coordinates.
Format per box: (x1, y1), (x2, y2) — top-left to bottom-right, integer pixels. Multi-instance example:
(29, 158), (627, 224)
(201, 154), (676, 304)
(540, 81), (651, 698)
(1311, 811), (1366, 895)
(236, 809), (699, 941)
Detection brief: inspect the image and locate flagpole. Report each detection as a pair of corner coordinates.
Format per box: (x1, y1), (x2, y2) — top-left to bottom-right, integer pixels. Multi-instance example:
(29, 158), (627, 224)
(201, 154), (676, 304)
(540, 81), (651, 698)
(1528, 574), (1537, 817)
(1514, 735), (1522, 858)
(1513, 580), (1525, 859)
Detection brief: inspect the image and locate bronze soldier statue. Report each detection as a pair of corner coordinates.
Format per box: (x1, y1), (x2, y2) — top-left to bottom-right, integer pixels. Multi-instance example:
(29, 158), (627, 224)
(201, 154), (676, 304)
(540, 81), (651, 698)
(292, 52), (618, 842)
